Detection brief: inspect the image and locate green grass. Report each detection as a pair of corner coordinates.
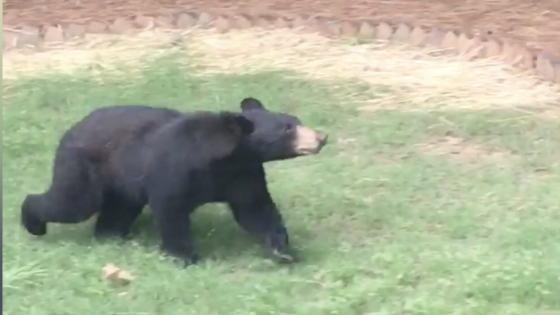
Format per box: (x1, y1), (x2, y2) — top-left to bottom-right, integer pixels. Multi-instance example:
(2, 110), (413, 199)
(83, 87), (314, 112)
(3, 53), (560, 315)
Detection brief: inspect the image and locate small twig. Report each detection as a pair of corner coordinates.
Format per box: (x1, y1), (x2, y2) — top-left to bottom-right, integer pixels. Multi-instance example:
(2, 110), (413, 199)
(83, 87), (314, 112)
(438, 116), (456, 126)
(2, 27), (36, 35)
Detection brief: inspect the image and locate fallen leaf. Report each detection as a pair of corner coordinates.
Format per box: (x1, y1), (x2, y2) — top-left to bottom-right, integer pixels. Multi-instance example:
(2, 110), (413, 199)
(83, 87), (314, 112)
(102, 264), (135, 286)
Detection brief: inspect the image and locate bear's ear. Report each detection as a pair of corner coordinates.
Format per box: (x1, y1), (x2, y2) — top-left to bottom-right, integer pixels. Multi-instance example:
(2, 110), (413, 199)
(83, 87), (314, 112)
(240, 97), (266, 111)
(221, 112), (255, 136)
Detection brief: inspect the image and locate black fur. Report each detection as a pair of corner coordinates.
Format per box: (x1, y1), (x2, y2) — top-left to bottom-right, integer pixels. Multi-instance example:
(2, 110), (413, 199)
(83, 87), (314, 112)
(21, 98), (327, 265)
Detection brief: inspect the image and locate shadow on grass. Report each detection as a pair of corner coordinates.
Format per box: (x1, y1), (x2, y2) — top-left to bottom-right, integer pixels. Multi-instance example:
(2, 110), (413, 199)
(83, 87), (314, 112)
(37, 206), (318, 265)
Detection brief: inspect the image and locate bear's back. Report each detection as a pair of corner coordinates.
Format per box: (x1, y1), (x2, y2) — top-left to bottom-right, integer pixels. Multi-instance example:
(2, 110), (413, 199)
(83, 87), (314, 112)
(59, 105), (182, 162)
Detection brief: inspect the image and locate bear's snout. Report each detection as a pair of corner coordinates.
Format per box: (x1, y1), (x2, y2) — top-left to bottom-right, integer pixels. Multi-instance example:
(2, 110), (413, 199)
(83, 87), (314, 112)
(293, 126), (328, 155)
(316, 132), (328, 146)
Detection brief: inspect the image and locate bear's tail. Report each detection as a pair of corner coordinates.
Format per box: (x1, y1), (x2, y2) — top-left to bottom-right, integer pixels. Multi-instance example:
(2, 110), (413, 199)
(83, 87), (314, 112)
(21, 194), (48, 236)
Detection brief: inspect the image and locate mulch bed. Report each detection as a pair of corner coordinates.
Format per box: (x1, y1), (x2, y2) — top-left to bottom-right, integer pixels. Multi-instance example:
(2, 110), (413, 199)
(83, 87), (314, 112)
(4, 0), (560, 54)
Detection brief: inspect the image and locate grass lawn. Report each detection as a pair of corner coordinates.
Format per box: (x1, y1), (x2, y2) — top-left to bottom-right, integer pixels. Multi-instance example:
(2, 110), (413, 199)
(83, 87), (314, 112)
(3, 51), (560, 315)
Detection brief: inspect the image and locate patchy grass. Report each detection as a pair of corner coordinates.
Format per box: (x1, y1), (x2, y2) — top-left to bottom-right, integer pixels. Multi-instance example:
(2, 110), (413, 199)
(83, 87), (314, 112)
(4, 29), (559, 110)
(3, 53), (560, 315)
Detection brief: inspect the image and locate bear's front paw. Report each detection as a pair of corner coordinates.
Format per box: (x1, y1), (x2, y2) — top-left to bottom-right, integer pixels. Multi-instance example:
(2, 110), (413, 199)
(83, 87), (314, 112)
(270, 248), (298, 264)
(264, 229), (298, 264)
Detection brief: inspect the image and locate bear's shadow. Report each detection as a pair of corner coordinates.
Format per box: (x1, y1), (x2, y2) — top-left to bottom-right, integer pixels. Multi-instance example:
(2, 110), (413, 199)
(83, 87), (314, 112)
(36, 206), (314, 263)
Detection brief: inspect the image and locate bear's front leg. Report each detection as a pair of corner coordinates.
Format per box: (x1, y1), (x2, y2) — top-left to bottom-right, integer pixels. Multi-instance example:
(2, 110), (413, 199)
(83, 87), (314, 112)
(149, 195), (199, 266)
(229, 200), (297, 264)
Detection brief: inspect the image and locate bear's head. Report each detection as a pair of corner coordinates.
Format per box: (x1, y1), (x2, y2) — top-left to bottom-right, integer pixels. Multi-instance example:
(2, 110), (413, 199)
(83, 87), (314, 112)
(170, 110), (256, 161)
(239, 97), (328, 162)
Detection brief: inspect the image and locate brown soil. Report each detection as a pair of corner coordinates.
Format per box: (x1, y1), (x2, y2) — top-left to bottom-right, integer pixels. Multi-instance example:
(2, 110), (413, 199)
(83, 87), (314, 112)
(415, 136), (511, 164)
(4, 0), (560, 54)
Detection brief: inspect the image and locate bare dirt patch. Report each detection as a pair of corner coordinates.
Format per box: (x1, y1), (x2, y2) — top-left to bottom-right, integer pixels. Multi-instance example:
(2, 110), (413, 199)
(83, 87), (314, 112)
(414, 136), (512, 164)
(3, 28), (559, 111)
(536, 107), (560, 120)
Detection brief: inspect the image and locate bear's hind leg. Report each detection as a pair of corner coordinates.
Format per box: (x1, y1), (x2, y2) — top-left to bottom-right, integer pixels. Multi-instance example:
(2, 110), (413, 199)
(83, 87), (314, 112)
(94, 192), (144, 239)
(21, 151), (104, 236)
(148, 195), (199, 265)
(21, 194), (49, 236)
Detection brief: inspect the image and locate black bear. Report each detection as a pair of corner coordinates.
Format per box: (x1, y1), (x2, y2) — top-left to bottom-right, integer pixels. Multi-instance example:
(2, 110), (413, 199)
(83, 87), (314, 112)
(21, 97), (328, 265)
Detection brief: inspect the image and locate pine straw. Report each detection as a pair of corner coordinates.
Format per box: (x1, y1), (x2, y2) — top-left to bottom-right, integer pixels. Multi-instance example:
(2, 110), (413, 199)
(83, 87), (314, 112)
(3, 28), (559, 110)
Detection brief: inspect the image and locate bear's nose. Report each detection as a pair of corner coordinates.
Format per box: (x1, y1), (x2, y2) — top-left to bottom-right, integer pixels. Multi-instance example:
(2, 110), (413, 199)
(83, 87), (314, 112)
(317, 132), (328, 145)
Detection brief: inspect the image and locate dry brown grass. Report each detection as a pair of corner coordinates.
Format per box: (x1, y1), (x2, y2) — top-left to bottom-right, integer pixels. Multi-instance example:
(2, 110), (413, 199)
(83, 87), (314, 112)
(3, 28), (559, 111)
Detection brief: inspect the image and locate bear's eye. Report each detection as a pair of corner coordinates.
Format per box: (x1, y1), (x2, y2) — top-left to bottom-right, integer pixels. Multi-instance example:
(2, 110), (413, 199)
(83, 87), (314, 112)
(284, 124), (293, 133)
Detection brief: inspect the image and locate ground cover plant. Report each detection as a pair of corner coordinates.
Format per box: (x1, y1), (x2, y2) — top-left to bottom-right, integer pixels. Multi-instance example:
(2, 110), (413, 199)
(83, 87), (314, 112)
(3, 37), (560, 315)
